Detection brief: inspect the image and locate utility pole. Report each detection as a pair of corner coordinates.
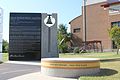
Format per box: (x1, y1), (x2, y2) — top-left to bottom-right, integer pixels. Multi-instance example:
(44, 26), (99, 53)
(83, 0), (87, 50)
(0, 7), (3, 61)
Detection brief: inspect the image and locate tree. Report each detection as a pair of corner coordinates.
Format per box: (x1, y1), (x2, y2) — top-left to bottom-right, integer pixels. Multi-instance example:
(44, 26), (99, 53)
(108, 26), (120, 54)
(2, 39), (9, 53)
(57, 24), (71, 53)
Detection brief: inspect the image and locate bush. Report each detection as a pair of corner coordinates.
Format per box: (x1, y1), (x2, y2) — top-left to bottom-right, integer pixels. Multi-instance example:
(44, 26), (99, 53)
(0, 61), (3, 64)
(80, 49), (87, 53)
(59, 43), (68, 53)
(2, 39), (9, 53)
(73, 47), (80, 54)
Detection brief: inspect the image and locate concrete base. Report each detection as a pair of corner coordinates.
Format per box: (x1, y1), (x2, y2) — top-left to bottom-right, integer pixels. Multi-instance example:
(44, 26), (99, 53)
(41, 58), (100, 78)
(41, 67), (100, 78)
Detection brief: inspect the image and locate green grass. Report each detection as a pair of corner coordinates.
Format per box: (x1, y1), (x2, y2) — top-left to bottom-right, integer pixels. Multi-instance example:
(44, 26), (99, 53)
(60, 52), (120, 80)
(2, 53), (9, 62)
(59, 52), (120, 60)
(0, 53), (8, 64)
(80, 61), (120, 80)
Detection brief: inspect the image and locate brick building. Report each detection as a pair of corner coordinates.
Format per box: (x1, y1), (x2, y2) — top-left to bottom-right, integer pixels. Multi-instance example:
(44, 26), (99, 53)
(69, 0), (120, 51)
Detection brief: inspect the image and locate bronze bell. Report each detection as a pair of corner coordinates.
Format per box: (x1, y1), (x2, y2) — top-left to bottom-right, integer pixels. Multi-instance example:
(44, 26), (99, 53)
(46, 15), (52, 24)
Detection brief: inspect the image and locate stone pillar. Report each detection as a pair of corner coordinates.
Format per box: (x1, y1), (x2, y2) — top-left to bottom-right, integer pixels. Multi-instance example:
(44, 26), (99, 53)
(41, 13), (58, 58)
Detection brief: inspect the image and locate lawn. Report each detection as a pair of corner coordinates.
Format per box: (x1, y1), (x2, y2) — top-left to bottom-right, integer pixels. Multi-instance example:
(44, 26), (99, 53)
(80, 61), (120, 80)
(0, 53), (8, 62)
(2, 53), (9, 61)
(60, 52), (120, 80)
(59, 52), (120, 60)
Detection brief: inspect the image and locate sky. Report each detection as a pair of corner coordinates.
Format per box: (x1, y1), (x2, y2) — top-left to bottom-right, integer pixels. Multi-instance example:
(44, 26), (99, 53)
(0, 0), (82, 41)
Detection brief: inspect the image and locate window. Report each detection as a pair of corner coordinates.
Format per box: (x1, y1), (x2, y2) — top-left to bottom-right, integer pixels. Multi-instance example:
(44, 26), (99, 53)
(111, 21), (120, 27)
(73, 28), (80, 33)
(109, 5), (120, 15)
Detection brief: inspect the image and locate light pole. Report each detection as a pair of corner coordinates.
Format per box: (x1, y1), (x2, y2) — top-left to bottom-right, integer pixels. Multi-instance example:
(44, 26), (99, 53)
(0, 7), (3, 61)
(83, 0), (87, 50)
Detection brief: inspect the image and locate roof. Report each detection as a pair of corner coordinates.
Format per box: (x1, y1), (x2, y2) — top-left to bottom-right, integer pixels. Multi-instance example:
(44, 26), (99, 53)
(69, 15), (82, 24)
(101, 1), (120, 8)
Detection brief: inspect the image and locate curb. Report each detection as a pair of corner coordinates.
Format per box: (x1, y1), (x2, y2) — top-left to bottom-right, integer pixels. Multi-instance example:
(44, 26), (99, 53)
(100, 58), (120, 62)
(5, 61), (41, 66)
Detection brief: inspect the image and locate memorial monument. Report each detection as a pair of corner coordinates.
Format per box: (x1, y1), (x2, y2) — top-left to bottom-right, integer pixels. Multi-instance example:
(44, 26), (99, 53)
(9, 13), (58, 60)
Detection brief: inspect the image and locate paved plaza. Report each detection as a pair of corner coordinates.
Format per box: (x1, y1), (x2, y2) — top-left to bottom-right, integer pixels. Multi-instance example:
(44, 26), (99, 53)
(0, 61), (77, 80)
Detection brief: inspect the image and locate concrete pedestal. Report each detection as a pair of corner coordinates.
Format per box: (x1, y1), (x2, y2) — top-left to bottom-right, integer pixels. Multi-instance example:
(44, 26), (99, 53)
(41, 58), (100, 78)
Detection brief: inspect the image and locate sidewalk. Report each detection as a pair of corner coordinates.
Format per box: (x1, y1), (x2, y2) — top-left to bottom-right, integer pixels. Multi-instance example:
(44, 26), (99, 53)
(5, 61), (41, 66)
(5, 61), (78, 80)
(8, 72), (77, 80)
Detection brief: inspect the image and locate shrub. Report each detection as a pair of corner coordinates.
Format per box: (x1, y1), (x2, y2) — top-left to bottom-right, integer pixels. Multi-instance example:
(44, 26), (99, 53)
(73, 47), (80, 54)
(58, 43), (68, 53)
(80, 49), (87, 53)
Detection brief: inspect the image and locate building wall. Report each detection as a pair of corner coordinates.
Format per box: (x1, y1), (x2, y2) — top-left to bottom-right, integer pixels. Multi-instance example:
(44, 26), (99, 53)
(69, 2), (120, 50)
(86, 2), (112, 50)
(70, 16), (83, 47)
(109, 14), (120, 22)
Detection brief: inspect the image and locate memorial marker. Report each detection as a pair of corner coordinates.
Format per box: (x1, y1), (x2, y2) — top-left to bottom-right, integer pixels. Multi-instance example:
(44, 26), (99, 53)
(9, 13), (58, 60)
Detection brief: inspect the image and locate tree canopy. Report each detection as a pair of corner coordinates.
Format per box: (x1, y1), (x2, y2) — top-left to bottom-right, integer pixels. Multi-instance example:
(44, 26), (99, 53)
(57, 24), (71, 53)
(108, 26), (120, 54)
(2, 39), (9, 53)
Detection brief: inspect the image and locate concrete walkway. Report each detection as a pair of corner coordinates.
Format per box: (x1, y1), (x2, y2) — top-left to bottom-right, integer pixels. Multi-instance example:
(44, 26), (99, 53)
(8, 72), (77, 80)
(5, 61), (78, 80)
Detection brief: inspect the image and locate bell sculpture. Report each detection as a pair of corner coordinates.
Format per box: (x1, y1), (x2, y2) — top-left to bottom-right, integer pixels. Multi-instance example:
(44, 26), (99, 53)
(46, 15), (52, 24)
